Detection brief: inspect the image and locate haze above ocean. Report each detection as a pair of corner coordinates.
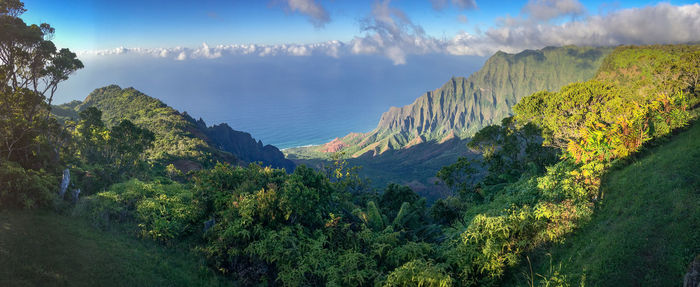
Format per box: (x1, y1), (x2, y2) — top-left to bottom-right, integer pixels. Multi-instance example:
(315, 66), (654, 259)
(56, 54), (486, 149)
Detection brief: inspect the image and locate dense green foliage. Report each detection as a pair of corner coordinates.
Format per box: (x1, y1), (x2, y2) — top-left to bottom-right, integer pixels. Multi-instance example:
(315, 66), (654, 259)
(2, 3), (697, 284)
(522, 120), (700, 286)
(55, 85), (294, 172)
(0, 0), (81, 208)
(0, 159), (56, 208)
(75, 179), (201, 242)
(439, 117), (559, 193)
(77, 161), (444, 286)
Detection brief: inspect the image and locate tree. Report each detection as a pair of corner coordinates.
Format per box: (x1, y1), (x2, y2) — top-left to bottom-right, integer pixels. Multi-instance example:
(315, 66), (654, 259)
(440, 117), (557, 192)
(107, 119), (155, 172)
(514, 81), (630, 150)
(74, 107), (108, 164)
(69, 107), (155, 193)
(436, 156), (479, 194)
(384, 259), (453, 287)
(679, 50), (700, 99)
(380, 183), (420, 220)
(0, 0), (83, 164)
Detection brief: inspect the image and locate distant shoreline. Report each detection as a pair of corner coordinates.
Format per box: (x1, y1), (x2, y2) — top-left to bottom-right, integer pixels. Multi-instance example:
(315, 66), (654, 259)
(280, 142), (323, 151)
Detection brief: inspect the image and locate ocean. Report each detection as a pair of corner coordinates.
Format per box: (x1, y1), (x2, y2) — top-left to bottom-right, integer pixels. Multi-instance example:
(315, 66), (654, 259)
(56, 53), (486, 149)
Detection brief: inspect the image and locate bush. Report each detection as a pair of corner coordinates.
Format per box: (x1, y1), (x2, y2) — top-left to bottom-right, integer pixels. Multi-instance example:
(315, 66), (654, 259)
(76, 179), (201, 242)
(74, 190), (125, 228)
(0, 160), (57, 209)
(136, 183), (200, 242)
(384, 259), (453, 287)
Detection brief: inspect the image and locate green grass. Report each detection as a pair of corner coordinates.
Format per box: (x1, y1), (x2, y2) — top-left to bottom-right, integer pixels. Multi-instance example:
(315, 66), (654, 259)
(526, 121), (700, 286)
(0, 210), (233, 287)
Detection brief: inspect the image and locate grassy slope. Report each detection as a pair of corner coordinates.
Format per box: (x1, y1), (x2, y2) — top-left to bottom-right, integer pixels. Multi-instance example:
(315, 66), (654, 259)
(525, 121), (700, 286)
(0, 210), (232, 287)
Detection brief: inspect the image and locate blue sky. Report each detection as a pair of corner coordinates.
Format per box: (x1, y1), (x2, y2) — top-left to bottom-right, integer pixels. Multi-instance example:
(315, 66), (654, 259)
(19, 0), (700, 147)
(21, 0), (699, 52)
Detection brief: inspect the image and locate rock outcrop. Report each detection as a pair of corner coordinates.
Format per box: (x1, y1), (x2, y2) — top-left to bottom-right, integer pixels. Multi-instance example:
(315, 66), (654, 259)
(685, 255), (700, 287)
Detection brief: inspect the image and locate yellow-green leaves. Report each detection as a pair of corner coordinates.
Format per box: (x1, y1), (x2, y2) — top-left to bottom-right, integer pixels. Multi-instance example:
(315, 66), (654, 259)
(385, 259), (454, 287)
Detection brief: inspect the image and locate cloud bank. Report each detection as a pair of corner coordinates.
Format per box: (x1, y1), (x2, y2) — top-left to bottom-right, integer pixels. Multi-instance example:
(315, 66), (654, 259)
(461, 2), (700, 55)
(80, 2), (700, 65)
(80, 41), (345, 59)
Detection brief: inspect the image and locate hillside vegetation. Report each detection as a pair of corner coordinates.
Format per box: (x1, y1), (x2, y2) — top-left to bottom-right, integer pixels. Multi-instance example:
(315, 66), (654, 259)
(287, 46), (611, 159)
(527, 120), (700, 286)
(2, 3), (698, 284)
(55, 85), (294, 172)
(61, 44), (696, 286)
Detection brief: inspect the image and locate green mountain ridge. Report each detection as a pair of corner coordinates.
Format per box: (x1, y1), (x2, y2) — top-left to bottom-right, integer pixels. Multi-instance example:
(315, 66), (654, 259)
(286, 46), (612, 159)
(6, 3), (700, 285)
(54, 85), (294, 171)
(6, 44), (696, 287)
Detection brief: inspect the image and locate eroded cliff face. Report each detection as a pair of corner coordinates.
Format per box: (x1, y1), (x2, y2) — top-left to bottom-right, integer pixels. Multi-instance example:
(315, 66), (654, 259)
(287, 46), (612, 159)
(201, 122), (295, 172)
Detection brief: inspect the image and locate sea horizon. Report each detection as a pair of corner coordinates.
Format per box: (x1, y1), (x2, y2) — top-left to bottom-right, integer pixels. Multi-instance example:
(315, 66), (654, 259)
(56, 53), (486, 149)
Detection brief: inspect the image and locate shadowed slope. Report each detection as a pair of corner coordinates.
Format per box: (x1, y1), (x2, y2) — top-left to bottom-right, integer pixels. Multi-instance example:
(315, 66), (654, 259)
(0, 210), (231, 287)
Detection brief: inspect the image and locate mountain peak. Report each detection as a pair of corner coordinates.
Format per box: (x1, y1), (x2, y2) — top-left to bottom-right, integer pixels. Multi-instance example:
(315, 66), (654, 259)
(287, 46), (613, 159)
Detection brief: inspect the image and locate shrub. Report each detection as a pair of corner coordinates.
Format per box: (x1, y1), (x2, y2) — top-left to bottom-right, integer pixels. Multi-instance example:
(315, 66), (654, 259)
(136, 183), (200, 242)
(384, 259), (453, 287)
(76, 179), (201, 242)
(0, 160), (57, 209)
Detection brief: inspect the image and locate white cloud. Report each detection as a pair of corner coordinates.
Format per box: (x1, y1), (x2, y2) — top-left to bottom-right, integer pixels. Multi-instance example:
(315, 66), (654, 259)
(191, 42), (222, 59)
(350, 0), (443, 64)
(77, 3), (700, 64)
(447, 3), (700, 56)
(523, 0), (585, 21)
(279, 0), (330, 28)
(78, 41), (346, 60)
(176, 51), (187, 61)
